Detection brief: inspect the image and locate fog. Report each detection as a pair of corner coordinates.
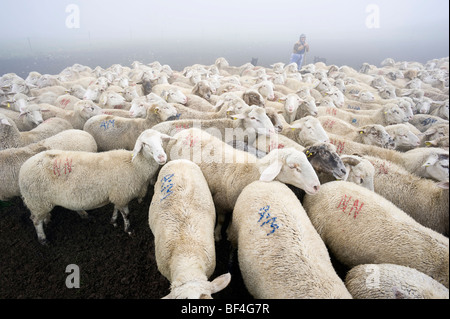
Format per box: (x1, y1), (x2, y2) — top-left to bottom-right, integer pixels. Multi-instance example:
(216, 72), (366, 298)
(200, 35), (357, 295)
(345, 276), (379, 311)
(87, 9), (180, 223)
(0, 0), (448, 77)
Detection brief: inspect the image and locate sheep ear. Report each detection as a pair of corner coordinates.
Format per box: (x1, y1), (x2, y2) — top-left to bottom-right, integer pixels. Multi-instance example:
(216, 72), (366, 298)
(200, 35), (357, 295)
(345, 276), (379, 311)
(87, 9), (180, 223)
(289, 122), (303, 130)
(422, 154), (439, 167)
(436, 181), (449, 189)
(160, 133), (176, 141)
(132, 140), (143, 161)
(230, 113), (246, 120)
(215, 99), (225, 109)
(210, 273), (231, 294)
(260, 159), (284, 182)
(192, 83), (199, 94)
(1, 118), (11, 126)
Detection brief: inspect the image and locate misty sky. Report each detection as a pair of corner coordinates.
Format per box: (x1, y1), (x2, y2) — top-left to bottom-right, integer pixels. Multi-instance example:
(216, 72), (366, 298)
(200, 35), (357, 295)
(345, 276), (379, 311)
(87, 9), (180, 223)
(0, 0), (449, 73)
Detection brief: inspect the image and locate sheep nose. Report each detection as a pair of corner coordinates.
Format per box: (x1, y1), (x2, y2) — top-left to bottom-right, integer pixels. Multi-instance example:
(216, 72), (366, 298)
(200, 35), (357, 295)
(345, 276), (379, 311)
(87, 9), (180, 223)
(157, 154), (167, 164)
(313, 185), (320, 192)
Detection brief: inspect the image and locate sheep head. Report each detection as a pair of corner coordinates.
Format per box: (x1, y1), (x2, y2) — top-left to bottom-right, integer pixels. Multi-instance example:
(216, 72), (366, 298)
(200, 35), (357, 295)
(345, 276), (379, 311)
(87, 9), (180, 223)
(259, 148), (321, 195)
(358, 125), (395, 149)
(162, 273), (231, 299)
(304, 142), (347, 180)
(132, 129), (174, 164)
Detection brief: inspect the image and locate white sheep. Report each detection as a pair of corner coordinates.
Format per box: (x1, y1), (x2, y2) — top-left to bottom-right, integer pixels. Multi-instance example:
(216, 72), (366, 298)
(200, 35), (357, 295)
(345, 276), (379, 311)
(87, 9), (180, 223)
(83, 103), (177, 151)
(327, 133), (449, 181)
(385, 123), (421, 151)
(149, 159), (231, 299)
(279, 116), (330, 147)
(339, 155), (375, 191)
(19, 129), (171, 245)
(363, 154), (449, 235)
(38, 100), (103, 130)
(227, 180), (352, 299)
(1, 129), (97, 201)
(0, 103), (45, 131)
(317, 103), (409, 127)
(0, 114), (72, 150)
(345, 264), (449, 299)
(302, 180), (449, 288)
(151, 105), (275, 145)
(408, 114), (449, 132)
(54, 94), (81, 110)
(318, 116), (395, 149)
(165, 128), (320, 240)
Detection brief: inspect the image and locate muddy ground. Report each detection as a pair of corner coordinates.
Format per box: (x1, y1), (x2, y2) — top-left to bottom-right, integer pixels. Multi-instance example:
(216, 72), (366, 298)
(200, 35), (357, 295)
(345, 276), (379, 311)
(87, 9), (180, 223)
(0, 184), (349, 300)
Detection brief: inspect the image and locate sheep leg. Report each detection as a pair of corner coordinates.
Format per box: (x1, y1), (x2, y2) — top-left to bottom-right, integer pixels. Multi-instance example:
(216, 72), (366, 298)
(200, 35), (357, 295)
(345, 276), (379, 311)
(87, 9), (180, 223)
(76, 210), (90, 219)
(110, 207), (119, 227)
(214, 211), (226, 242)
(31, 216), (49, 246)
(118, 206), (132, 236)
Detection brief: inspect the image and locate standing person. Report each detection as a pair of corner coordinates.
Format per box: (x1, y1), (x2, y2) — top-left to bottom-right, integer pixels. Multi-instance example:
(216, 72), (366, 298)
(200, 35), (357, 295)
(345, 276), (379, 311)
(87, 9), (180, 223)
(289, 34), (309, 70)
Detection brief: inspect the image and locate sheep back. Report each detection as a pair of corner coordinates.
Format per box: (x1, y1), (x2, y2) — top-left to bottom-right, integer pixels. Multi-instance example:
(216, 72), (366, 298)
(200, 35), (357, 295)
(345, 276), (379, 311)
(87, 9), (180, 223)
(228, 180), (352, 299)
(345, 264), (449, 299)
(149, 159), (216, 282)
(302, 180), (449, 288)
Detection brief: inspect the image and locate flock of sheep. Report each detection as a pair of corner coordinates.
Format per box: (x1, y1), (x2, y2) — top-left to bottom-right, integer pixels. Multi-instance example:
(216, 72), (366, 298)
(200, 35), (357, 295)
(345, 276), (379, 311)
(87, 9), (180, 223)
(0, 55), (449, 299)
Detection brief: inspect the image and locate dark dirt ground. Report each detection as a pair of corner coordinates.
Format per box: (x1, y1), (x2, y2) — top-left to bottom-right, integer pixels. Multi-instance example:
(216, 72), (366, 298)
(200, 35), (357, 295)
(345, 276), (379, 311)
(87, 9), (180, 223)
(0, 185), (349, 300)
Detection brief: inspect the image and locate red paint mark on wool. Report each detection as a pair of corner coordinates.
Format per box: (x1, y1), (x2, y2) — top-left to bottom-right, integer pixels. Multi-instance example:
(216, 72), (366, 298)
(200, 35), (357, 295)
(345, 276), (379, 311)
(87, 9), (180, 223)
(52, 158), (73, 176)
(336, 194), (365, 219)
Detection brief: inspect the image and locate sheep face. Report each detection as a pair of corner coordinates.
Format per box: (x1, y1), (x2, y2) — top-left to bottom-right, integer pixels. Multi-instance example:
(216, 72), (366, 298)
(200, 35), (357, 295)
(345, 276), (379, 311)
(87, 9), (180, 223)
(83, 85), (103, 102)
(95, 77), (110, 91)
(359, 125), (395, 149)
(68, 85), (86, 99)
(19, 105), (44, 127)
(304, 143), (347, 180)
(359, 91), (375, 103)
(316, 78), (332, 92)
(123, 86), (139, 102)
(73, 100), (103, 120)
(243, 90), (264, 107)
(10, 80), (31, 95)
(37, 75), (58, 88)
(379, 85), (397, 99)
(384, 104), (409, 125)
(423, 124), (449, 142)
(163, 273), (231, 299)
(271, 62), (285, 74)
(416, 100), (431, 114)
(265, 107), (284, 133)
(154, 103), (178, 122)
(163, 89), (187, 104)
(301, 96), (318, 117)
(290, 116), (330, 146)
(235, 106), (275, 136)
(129, 100), (153, 118)
(260, 148), (321, 195)
(422, 153), (449, 182)
(192, 81), (212, 100)
(132, 129), (172, 165)
(255, 81), (275, 101)
(324, 87), (345, 108)
(101, 92), (126, 109)
(285, 62), (298, 73)
(342, 156), (375, 191)
(25, 72), (41, 86)
(319, 97), (337, 108)
(390, 125), (421, 149)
